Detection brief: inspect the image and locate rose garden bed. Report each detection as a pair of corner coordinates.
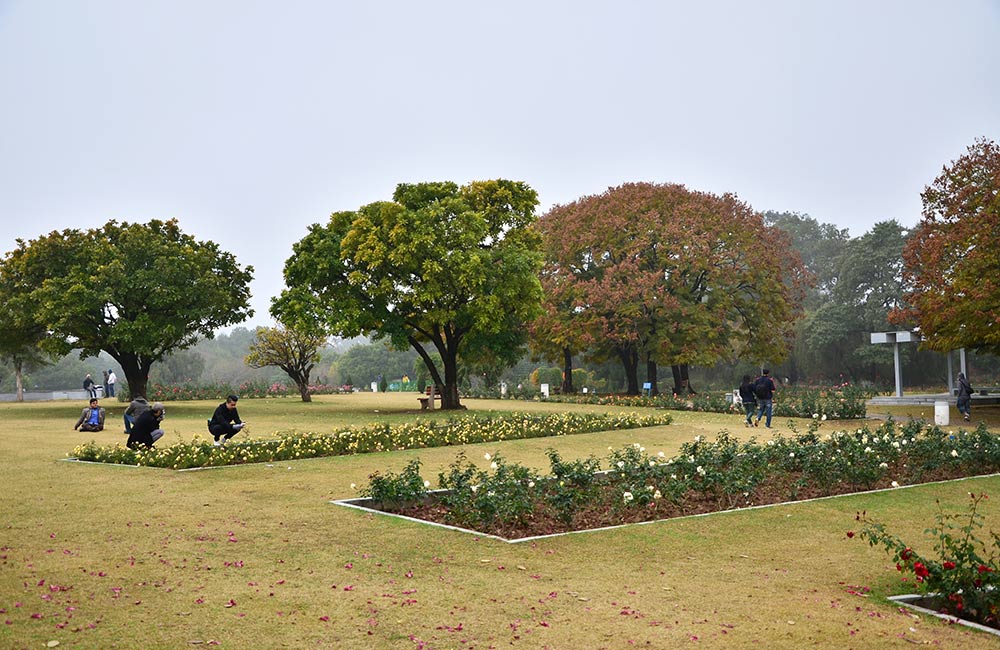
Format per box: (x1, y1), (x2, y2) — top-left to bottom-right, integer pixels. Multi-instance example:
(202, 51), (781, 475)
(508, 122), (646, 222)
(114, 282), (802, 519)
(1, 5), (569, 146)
(343, 419), (1000, 542)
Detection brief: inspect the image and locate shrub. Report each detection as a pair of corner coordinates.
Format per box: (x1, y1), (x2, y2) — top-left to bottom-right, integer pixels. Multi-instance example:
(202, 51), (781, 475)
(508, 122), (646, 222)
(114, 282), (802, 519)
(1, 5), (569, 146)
(854, 493), (1000, 628)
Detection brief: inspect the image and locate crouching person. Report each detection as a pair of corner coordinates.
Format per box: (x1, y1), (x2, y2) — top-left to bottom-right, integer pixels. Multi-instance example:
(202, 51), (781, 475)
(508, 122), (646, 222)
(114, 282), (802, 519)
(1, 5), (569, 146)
(74, 398), (106, 432)
(126, 402), (165, 449)
(209, 394), (245, 446)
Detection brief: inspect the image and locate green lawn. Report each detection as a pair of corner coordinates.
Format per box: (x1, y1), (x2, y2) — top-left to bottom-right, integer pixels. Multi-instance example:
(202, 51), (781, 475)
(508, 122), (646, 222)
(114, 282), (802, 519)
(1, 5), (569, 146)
(2, 393), (999, 648)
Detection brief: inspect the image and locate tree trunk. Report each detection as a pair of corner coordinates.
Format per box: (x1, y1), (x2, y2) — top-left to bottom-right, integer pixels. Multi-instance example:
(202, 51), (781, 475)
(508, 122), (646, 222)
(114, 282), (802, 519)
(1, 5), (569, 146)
(295, 378), (313, 402)
(671, 364), (694, 396)
(645, 355), (659, 396)
(617, 345), (640, 395)
(561, 346), (574, 394)
(441, 348), (462, 409)
(115, 353), (149, 400)
(14, 359), (24, 402)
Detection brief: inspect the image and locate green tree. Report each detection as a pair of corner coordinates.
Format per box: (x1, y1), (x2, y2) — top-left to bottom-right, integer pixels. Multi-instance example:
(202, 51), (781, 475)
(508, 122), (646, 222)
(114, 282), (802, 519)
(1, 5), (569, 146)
(0, 273), (50, 401)
(894, 138), (1000, 355)
(0, 219), (253, 398)
(273, 180), (544, 409)
(246, 325), (326, 402)
(149, 349), (206, 385)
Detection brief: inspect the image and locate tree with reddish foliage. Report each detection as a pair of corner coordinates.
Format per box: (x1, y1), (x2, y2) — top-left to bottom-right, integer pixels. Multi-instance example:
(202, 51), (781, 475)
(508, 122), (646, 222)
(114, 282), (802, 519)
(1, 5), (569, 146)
(535, 182), (807, 395)
(892, 138), (1000, 354)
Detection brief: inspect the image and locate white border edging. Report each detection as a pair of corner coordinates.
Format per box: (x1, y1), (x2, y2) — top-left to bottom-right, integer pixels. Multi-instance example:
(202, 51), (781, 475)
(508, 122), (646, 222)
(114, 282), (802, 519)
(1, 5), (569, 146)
(331, 472), (1000, 544)
(888, 594), (1000, 637)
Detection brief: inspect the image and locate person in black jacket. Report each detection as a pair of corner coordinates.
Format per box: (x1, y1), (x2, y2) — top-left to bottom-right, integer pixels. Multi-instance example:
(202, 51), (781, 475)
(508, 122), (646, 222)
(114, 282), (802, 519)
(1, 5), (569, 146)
(126, 402), (165, 449)
(209, 395), (245, 446)
(957, 372), (974, 422)
(738, 375), (757, 427)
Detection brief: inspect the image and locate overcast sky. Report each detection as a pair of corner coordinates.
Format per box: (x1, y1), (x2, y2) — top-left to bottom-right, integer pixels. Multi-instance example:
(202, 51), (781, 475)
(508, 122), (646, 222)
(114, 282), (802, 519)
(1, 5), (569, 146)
(2, 1), (998, 330)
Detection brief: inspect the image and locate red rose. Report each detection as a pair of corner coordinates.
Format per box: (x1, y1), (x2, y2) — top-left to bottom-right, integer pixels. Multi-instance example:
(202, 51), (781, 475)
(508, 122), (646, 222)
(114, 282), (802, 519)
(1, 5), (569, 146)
(943, 561), (956, 570)
(900, 548), (913, 561)
(846, 531), (855, 538)
(978, 564), (992, 574)
(913, 562), (930, 578)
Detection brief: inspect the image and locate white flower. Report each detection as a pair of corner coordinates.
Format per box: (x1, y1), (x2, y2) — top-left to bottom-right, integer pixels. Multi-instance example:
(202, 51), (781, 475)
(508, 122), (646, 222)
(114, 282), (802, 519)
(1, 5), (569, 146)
(788, 452), (795, 458)
(617, 461), (625, 469)
(670, 474), (677, 480)
(862, 435), (869, 444)
(633, 443), (641, 449)
(653, 490), (662, 500)
(423, 480), (431, 488)
(951, 449), (959, 457)
(864, 447), (873, 454)
(649, 460), (656, 467)
(892, 441), (901, 449)
(646, 485), (655, 492)
(471, 485), (479, 493)
(694, 435), (702, 443)
(901, 439), (908, 446)
(622, 491), (634, 503)
(821, 414), (828, 421)
(350, 483), (356, 490)
(490, 461), (498, 470)
(812, 413), (819, 419)
(657, 451), (665, 458)
(696, 466), (706, 476)
(527, 481), (535, 488)
(879, 462), (888, 469)
(891, 481), (900, 488)
(483, 453), (491, 461)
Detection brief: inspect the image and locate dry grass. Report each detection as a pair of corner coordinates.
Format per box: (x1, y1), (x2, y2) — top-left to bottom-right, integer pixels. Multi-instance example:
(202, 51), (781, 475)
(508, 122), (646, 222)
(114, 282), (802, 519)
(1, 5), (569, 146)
(2, 393), (999, 648)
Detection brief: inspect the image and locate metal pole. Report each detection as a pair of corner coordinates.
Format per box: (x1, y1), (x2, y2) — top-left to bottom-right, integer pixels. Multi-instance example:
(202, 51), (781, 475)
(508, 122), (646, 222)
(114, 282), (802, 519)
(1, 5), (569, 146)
(947, 351), (954, 395)
(894, 342), (903, 397)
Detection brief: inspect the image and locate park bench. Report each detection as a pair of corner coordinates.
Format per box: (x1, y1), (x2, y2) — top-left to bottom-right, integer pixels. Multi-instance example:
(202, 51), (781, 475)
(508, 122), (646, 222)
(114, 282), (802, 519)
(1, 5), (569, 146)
(417, 385), (442, 409)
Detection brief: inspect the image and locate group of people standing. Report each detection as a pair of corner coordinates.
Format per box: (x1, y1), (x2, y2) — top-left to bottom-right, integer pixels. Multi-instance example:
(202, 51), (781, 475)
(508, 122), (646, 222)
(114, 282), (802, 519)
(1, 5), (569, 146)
(82, 370), (117, 399)
(72, 392), (246, 450)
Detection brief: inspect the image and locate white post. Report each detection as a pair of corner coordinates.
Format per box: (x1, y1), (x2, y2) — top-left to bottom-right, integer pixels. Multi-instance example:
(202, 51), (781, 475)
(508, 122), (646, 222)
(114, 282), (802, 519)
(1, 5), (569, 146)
(947, 351), (954, 395)
(960, 348), (968, 377)
(894, 341), (903, 397)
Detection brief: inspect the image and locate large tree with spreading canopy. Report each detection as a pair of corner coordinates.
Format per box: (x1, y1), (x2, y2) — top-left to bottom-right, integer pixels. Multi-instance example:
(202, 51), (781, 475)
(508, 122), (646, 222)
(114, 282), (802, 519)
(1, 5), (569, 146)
(535, 182), (807, 395)
(0, 219), (254, 398)
(272, 180), (543, 409)
(893, 138), (1000, 354)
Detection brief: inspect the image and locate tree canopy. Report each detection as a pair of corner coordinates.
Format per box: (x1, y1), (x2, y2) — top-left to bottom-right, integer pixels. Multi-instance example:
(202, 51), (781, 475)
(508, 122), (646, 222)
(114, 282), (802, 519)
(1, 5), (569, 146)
(0, 219), (254, 398)
(535, 182), (807, 394)
(894, 138), (1000, 354)
(273, 180), (544, 409)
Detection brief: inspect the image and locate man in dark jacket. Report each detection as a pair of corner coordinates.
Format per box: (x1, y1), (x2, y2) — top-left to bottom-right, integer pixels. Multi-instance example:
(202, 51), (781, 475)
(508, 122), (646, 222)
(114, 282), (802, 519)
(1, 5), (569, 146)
(126, 402), (165, 449)
(123, 396), (150, 434)
(209, 395), (245, 446)
(753, 369), (778, 428)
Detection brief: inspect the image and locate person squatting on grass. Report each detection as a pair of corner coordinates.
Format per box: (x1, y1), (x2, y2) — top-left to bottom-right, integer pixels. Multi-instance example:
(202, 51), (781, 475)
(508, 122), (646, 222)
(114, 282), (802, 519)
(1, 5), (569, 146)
(74, 398), (105, 432)
(123, 395), (150, 434)
(738, 374), (757, 427)
(209, 394), (245, 446)
(126, 402), (165, 449)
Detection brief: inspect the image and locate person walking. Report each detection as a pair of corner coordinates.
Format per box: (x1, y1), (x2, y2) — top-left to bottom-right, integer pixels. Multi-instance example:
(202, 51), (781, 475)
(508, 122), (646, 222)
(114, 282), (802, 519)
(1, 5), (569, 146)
(106, 369), (117, 398)
(957, 372), (974, 422)
(753, 369), (777, 428)
(208, 394), (245, 446)
(738, 374), (757, 427)
(73, 398), (106, 432)
(126, 402), (165, 449)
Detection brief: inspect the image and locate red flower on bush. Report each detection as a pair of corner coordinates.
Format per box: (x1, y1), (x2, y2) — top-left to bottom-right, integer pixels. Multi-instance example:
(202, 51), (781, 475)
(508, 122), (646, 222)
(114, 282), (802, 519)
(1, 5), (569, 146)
(913, 562), (930, 579)
(900, 548), (913, 561)
(943, 561), (956, 570)
(978, 564), (992, 574)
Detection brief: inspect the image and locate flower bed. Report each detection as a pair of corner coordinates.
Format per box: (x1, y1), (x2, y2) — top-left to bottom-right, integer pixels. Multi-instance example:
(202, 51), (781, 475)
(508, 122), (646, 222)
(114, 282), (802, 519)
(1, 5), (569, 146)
(347, 420), (1000, 541)
(467, 384), (872, 419)
(68, 411), (673, 469)
(145, 380), (345, 401)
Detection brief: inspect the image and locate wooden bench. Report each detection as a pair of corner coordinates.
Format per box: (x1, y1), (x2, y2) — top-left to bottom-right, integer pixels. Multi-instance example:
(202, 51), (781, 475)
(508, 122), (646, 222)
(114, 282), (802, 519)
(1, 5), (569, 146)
(417, 385), (442, 409)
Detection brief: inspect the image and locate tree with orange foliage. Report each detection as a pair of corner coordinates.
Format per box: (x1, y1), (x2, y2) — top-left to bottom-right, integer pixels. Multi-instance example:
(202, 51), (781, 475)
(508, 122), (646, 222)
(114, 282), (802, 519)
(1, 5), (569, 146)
(535, 182), (807, 395)
(893, 138), (1000, 354)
